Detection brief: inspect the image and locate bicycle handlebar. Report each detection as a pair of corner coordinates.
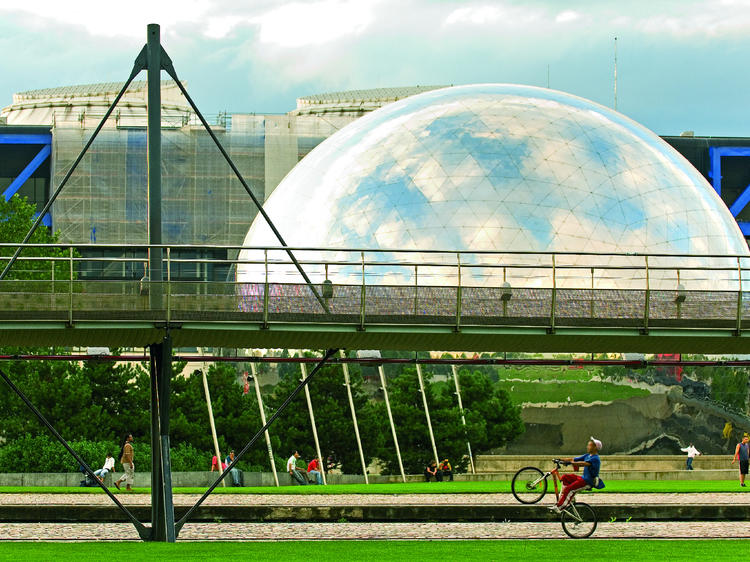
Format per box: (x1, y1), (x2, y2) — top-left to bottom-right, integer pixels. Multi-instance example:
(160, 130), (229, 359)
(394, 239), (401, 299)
(553, 458), (571, 466)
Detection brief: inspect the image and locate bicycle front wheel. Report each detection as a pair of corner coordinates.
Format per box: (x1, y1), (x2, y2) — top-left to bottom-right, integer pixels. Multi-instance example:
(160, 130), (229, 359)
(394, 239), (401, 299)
(511, 467), (547, 504)
(561, 501), (597, 538)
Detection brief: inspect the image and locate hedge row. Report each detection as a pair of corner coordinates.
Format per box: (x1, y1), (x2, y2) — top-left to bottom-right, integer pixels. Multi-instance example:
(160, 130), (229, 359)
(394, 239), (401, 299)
(0, 435), (268, 473)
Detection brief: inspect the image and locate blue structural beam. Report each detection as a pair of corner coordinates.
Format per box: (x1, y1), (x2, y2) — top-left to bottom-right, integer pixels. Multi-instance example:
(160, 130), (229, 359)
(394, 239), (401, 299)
(32, 211), (52, 227)
(3, 144), (51, 201)
(0, 133), (52, 145)
(708, 146), (750, 219)
(729, 183), (750, 217)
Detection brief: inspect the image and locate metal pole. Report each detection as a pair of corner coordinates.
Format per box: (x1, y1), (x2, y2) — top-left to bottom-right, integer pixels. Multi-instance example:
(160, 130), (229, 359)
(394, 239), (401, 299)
(737, 257), (743, 336)
(68, 247), (73, 326)
(359, 252), (366, 330)
(550, 254), (556, 333)
(378, 365), (406, 482)
(300, 362), (327, 485)
(416, 363), (439, 466)
(147, 23), (163, 311)
(250, 363), (279, 487)
(341, 350), (368, 484)
(455, 253), (462, 332)
(149, 336), (175, 542)
(450, 364), (475, 474)
(644, 255), (650, 333)
(201, 368), (225, 487)
(613, 36), (618, 111)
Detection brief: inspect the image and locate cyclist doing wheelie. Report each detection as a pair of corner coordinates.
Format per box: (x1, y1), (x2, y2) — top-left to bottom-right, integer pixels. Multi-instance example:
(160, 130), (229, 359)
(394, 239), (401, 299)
(549, 436), (605, 513)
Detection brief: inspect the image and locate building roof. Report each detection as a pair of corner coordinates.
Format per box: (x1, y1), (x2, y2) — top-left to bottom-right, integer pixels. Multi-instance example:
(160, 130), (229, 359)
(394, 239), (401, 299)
(14, 81), (174, 101)
(297, 86), (448, 105)
(294, 86), (448, 115)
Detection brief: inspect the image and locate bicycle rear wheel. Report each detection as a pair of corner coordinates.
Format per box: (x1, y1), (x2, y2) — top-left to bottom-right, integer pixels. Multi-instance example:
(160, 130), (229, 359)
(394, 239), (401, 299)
(561, 501), (597, 538)
(511, 467), (547, 504)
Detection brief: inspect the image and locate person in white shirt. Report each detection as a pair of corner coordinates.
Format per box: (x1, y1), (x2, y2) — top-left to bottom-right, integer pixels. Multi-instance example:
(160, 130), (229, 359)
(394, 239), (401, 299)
(680, 443), (701, 470)
(287, 450), (307, 485)
(94, 452), (116, 482)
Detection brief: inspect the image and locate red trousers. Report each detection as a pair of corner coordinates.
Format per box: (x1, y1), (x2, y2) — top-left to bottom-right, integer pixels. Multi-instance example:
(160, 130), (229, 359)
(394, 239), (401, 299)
(557, 474), (588, 507)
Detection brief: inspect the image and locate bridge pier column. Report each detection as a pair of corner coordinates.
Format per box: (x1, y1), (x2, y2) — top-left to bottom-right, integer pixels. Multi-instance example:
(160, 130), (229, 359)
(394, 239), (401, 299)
(149, 335), (175, 542)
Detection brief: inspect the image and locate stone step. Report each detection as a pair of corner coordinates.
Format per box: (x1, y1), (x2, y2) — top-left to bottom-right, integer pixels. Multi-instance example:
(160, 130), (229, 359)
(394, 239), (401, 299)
(475, 455), (734, 473)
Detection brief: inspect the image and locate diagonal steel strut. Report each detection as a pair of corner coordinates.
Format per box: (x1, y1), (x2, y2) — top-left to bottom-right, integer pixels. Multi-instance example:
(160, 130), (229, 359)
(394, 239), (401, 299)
(0, 368), (150, 540)
(158, 47), (330, 314)
(0, 46), (148, 282)
(174, 347), (339, 537)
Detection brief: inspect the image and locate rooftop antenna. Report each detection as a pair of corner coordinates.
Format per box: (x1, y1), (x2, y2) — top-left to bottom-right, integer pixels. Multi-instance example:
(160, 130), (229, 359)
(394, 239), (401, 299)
(613, 36), (618, 110)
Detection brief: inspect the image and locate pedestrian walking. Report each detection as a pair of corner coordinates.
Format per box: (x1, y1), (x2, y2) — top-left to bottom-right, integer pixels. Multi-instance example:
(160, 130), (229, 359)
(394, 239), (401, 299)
(680, 443), (700, 470)
(731, 433), (750, 487)
(114, 434), (135, 491)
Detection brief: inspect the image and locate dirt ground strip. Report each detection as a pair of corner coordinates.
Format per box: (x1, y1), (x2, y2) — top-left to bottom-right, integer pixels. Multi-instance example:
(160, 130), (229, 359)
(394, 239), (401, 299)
(0, 521), (747, 541)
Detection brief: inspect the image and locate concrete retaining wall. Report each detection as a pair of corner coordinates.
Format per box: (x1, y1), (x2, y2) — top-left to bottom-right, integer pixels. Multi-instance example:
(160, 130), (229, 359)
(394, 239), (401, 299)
(0, 471), (419, 487)
(2, 503), (748, 523)
(476, 455), (734, 472)
(0, 467), (738, 487)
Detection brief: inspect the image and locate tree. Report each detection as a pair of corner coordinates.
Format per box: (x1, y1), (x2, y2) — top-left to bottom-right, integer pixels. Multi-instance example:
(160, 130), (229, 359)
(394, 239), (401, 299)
(0, 194), (68, 280)
(170, 363), (274, 470)
(0, 350), (151, 444)
(375, 367), (524, 475)
(265, 355), (386, 473)
(450, 368), (525, 452)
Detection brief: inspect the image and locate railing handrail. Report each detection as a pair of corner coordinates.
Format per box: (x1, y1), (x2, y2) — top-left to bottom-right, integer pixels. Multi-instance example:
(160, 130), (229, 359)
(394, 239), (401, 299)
(1, 242), (750, 261)
(6, 253), (750, 273)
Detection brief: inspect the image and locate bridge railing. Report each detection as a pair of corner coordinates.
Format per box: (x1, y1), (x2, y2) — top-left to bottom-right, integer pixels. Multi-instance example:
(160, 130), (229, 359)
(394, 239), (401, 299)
(1, 244), (749, 331)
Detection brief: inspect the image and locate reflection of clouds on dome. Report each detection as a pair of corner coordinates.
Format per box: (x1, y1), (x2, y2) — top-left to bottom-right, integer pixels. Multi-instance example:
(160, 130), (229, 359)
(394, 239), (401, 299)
(240, 84), (748, 289)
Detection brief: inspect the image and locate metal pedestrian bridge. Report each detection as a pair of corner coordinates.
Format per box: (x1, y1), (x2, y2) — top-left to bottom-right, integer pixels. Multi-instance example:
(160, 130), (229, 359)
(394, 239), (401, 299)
(3, 243), (750, 354)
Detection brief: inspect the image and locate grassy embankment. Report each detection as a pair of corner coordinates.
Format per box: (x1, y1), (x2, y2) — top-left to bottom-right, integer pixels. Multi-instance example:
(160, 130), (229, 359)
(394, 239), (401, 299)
(489, 365), (651, 404)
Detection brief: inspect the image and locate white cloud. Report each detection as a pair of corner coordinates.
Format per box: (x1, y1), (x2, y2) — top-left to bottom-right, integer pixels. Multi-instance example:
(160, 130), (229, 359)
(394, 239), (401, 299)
(444, 3), (542, 27)
(204, 15), (245, 39)
(0, 0), (215, 38)
(445, 5), (504, 25)
(555, 10), (580, 24)
(250, 0), (377, 48)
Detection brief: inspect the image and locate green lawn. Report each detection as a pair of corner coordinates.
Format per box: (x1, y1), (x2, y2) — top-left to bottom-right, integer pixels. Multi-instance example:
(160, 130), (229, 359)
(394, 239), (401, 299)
(496, 380), (650, 404)
(0, 540), (738, 561)
(0, 480), (746, 495)
(497, 366), (598, 382)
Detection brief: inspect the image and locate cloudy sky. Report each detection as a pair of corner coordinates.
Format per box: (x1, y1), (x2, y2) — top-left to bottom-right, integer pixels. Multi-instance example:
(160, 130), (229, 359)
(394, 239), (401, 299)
(1, 0), (749, 136)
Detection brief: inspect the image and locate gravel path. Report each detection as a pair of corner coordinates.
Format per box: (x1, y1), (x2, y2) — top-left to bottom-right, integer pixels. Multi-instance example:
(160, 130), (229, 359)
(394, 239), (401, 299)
(1, 493), (746, 541)
(0, 521), (747, 541)
(0, 492), (747, 506)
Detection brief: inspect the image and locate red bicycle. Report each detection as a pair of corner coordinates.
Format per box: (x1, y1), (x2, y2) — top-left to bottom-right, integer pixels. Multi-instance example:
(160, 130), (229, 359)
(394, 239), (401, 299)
(511, 458), (597, 538)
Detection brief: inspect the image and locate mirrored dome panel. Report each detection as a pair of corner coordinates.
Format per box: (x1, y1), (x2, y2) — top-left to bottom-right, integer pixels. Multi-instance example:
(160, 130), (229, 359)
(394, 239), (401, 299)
(240, 84), (748, 288)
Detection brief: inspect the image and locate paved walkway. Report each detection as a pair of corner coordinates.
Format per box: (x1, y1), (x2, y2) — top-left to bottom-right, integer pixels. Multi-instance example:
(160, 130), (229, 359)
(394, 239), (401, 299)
(0, 492), (747, 506)
(1, 493), (747, 541)
(0, 521), (747, 541)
